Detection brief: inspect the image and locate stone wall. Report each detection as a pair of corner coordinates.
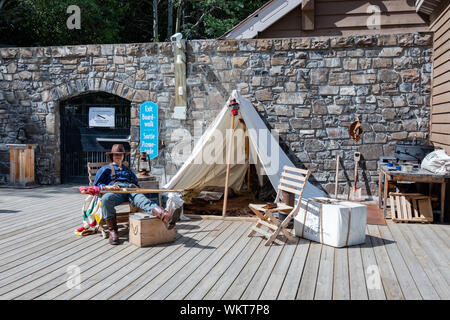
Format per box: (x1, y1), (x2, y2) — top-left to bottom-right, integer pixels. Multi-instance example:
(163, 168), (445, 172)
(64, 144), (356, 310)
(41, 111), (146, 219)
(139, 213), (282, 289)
(0, 32), (433, 196)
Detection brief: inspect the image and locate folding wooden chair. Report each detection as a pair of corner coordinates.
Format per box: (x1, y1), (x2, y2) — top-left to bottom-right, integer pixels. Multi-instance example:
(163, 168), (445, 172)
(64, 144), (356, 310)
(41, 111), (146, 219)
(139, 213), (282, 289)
(248, 165), (311, 246)
(88, 162), (139, 239)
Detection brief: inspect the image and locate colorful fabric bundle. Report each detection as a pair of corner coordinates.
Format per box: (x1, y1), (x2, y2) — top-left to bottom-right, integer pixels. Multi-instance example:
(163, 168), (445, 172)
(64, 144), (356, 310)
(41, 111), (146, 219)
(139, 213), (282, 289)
(74, 195), (103, 236)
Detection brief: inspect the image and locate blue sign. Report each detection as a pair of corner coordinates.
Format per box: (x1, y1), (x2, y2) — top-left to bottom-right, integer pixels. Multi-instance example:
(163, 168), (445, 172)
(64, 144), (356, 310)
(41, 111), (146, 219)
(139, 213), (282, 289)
(140, 101), (158, 159)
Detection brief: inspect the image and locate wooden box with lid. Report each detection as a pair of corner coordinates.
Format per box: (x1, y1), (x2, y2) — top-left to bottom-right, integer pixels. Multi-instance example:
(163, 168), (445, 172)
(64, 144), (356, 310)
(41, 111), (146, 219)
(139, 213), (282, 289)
(129, 213), (176, 247)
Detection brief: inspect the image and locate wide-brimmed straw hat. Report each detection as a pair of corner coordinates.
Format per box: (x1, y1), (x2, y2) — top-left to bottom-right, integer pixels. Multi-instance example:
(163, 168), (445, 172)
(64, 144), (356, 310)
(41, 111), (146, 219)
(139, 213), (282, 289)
(106, 144), (130, 161)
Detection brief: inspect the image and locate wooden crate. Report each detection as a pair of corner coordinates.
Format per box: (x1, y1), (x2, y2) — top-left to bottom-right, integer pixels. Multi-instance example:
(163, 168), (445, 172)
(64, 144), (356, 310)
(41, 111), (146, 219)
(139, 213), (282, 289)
(7, 144), (37, 187)
(389, 193), (433, 223)
(129, 214), (176, 247)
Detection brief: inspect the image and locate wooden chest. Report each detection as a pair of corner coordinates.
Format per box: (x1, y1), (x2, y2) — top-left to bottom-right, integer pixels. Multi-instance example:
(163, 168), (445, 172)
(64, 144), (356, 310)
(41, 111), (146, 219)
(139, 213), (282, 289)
(129, 214), (176, 247)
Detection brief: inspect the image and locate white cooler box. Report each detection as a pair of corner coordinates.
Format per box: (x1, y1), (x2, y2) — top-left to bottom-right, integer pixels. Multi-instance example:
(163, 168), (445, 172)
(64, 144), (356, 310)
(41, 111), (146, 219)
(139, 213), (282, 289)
(294, 197), (367, 247)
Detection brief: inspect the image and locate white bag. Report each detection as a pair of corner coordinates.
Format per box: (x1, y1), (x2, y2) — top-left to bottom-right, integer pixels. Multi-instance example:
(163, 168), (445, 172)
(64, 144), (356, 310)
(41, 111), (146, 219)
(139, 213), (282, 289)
(421, 149), (450, 174)
(294, 197), (367, 248)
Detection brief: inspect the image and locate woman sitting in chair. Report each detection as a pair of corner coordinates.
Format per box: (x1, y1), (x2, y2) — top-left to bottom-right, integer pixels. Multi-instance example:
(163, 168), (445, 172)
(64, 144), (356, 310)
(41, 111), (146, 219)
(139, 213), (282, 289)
(93, 144), (180, 245)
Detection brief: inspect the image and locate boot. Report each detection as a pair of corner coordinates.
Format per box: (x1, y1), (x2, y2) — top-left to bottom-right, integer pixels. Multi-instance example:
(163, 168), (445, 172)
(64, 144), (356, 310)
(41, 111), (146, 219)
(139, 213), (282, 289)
(152, 206), (181, 230)
(105, 217), (120, 245)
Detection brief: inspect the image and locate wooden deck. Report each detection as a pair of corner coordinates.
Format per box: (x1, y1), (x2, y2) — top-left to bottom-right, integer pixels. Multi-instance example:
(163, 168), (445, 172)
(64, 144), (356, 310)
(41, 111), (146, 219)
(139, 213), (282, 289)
(0, 185), (449, 300)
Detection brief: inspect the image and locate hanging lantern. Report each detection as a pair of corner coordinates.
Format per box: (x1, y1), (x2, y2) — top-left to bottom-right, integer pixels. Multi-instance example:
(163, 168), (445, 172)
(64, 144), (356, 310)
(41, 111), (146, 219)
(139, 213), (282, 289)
(137, 152), (151, 176)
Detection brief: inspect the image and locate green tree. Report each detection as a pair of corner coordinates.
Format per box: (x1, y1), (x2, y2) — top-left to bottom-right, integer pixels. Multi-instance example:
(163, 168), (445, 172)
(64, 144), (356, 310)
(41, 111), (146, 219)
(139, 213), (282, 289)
(182, 0), (269, 39)
(0, 0), (270, 46)
(0, 0), (129, 46)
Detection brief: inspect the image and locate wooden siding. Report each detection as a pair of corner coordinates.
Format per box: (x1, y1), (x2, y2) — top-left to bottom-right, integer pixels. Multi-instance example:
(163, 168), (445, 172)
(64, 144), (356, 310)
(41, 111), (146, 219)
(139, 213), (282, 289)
(430, 4), (450, 153)
(258, 0), (428, 38)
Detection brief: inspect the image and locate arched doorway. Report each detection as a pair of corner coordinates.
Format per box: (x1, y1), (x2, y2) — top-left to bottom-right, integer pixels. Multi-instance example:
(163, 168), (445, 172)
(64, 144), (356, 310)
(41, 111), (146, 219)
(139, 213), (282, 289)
(60, 92), (131, 183)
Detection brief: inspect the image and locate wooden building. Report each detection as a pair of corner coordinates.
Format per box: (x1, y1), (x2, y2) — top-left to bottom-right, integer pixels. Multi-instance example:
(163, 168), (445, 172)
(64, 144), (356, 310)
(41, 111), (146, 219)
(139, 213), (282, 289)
(220, 0), (429, 39)
(418, 0), (450, 153)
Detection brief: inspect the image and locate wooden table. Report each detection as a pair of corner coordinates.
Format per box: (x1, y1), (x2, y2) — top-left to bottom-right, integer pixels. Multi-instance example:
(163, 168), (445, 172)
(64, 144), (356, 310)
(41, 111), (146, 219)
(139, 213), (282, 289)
(378, 165), (450, 223)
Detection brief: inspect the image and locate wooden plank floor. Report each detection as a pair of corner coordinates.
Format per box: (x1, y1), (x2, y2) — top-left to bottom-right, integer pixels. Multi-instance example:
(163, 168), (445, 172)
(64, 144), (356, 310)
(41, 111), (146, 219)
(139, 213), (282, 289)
(0, 185), (449, 300)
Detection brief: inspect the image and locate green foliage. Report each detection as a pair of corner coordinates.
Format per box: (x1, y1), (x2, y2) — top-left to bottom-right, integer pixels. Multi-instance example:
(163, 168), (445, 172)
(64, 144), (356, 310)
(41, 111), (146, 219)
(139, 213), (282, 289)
(183, 0), (268, 39)
(0, 0), (129, 46)
(0, 0), (269, 46)
(119, 0), (166, 43)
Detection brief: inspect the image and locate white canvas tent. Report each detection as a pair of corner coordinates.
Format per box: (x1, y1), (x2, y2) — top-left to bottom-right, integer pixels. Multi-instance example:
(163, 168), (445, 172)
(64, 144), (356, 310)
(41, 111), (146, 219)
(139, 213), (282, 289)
(164, 90), (326, 200)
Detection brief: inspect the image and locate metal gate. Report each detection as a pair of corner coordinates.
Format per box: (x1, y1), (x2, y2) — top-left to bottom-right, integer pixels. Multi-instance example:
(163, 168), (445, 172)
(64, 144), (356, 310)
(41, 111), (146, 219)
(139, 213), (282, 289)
(60, 92), (131, 183)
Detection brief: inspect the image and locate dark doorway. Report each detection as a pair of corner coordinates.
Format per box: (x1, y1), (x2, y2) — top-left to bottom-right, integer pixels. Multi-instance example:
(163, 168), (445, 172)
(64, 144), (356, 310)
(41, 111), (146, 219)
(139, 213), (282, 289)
(60, 92), (131, 183)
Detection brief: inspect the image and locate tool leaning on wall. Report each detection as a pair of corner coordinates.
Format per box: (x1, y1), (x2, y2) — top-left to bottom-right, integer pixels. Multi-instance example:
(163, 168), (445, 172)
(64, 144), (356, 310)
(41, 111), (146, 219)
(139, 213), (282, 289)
(347, 118), (364, 201)
(349, 152), (362, 201)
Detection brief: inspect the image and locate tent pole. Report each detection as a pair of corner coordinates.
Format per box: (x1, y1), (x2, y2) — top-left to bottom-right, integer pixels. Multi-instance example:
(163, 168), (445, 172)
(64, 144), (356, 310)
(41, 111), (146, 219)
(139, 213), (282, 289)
(245, 129), (250, 191)
(222, 114), (235, 217)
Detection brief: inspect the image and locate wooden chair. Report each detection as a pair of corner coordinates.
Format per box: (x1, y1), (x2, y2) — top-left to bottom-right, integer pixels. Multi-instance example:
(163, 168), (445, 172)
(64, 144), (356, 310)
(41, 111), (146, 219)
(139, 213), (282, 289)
(88, 162), (139, 239)
(248, 166), (311, 246)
